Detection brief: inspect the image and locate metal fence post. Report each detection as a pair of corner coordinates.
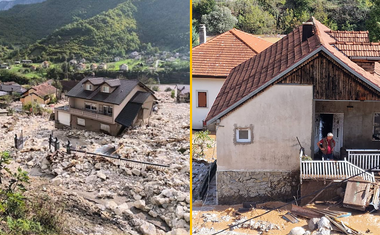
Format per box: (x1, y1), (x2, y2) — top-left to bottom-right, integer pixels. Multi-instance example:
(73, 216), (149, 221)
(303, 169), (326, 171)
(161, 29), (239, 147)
(54, 137), (59, 152)
(14, 134), (18, 149)
(66, 140), (71, 154)
(49, 134), (53, 152)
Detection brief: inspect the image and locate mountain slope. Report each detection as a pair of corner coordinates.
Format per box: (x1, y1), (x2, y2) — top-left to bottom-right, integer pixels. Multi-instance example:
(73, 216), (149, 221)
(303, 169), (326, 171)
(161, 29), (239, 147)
(22, 1), (139, 61)
(0, 0), (127, 45)
(134, 0), (190, 51)
(0, 0), (45, 11)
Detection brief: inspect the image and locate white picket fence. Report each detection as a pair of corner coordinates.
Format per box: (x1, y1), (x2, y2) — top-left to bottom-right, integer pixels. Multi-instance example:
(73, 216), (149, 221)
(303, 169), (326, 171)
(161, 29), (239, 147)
(347, 149), (380, 171)
(300, 158), (375, 183)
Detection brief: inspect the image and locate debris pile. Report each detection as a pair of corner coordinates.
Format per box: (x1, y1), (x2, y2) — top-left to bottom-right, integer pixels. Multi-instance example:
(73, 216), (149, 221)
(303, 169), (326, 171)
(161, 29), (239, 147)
(0, 92), (190, 234)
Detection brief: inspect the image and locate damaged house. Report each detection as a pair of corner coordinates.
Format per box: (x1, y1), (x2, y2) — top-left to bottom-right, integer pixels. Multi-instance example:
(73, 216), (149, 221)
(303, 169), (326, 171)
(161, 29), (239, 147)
(206, 17), (380, 204)
(55, 77), (156, 136)
(192, 26), (273, 130)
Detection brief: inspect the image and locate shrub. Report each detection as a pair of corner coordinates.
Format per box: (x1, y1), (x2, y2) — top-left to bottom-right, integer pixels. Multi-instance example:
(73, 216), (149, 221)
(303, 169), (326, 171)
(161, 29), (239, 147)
(192, 130), (214, 159)
(165, 87), (172, 92)
(151, 86), (159, 91)
(171, 90), (175, 98)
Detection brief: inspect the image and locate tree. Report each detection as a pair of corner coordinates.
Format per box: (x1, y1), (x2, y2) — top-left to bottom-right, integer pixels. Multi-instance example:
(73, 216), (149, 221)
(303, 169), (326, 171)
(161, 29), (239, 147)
(192, 24), (199, 47)
(237, 4), (276, 34)
(201, 5), (238, 34)
(367, 0), (380, 41)
(193, 0), (216, 22)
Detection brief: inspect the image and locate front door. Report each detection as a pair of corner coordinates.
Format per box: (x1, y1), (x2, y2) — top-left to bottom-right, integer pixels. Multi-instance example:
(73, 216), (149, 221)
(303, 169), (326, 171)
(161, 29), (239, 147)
(315, 113), (344, 157)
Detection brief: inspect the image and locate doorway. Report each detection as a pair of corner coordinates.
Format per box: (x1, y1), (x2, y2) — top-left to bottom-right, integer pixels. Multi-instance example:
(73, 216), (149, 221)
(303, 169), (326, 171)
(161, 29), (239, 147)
(314, 113), (344, 158)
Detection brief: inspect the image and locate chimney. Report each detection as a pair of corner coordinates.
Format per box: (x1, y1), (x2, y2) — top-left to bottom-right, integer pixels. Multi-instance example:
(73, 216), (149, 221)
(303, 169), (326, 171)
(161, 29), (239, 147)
(302, 22), (314, 42)
(199, 24), (206, 44)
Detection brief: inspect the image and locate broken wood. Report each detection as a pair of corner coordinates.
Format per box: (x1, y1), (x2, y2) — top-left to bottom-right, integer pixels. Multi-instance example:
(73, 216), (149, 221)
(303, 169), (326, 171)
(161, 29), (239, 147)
(306, 181), (334, 205)
(291, 204), (320, 219)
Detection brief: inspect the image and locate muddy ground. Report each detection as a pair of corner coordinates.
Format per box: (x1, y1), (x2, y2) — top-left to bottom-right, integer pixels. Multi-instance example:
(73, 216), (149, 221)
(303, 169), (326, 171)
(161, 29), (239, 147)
(0, 91), (190, 234)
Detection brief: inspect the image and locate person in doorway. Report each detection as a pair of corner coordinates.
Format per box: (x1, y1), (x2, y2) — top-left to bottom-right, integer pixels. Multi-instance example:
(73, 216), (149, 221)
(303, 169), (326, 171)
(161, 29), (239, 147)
(317, 133), (336, 160)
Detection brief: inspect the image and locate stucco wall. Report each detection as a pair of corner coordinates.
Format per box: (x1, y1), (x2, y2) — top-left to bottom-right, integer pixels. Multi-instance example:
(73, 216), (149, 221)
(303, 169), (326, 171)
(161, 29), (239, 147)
(21, 93), (44, 105)
(216, 84), (314, 172)
(192, 77), (225, 129)
(315, 101), (380, 149)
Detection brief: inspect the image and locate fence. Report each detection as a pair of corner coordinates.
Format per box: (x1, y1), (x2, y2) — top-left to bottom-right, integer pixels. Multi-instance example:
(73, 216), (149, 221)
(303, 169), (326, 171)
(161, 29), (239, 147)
(347, 149), (380, 171)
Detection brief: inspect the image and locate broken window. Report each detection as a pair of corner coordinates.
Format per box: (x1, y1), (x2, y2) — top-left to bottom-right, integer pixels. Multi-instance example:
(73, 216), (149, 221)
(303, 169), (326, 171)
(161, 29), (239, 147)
(236, 128), (252, 143)
(197, 91), (207, 107)
(77, 118), (85, 126)
(373, 113), (380, 141)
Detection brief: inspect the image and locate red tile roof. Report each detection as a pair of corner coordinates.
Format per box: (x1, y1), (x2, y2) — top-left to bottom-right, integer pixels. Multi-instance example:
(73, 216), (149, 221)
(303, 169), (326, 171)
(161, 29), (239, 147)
(30, 82), (57, 99)
(206, 18), (380, 124)
(327, 30), (370, 43)
(192, 28), (273, 77)
(333, 42), (380, 57)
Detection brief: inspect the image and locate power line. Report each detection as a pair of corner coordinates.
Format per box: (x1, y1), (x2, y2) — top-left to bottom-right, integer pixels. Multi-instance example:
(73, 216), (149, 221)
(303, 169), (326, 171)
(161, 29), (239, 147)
(211, 163), (380, 235)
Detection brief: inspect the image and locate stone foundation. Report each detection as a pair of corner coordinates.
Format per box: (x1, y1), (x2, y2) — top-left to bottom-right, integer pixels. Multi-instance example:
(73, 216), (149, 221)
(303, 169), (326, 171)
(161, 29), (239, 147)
(217, 170), (299, 204)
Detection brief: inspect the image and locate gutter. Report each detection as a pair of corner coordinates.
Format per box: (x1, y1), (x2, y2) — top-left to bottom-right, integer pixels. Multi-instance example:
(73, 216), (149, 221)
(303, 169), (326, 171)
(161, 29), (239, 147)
(207, 46), (380, 125)
(350, 56), (380, 61)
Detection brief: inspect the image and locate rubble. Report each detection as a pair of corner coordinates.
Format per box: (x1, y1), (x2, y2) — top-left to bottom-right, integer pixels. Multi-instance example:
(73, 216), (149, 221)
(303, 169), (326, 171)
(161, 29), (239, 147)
(0, 92), (190, 234)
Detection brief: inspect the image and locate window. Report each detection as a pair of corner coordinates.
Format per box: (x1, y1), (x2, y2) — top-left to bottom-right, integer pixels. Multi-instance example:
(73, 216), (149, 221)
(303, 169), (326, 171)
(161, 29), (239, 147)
(236, 128), (252, 143)
(100, 124), (110, 133)
(85, 103), (97, 112)
(77, 118), (85, 126)
(85, 84), (93, 91)
(102, 86), (110, 93)
(102, 105), (113, 116)
(373, 113), (380, 141)
(197, 91), (207, 107)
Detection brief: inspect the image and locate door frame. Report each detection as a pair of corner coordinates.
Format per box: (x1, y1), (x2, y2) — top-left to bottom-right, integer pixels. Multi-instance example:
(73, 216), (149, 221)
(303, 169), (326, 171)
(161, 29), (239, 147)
(314, 112), (344, 157)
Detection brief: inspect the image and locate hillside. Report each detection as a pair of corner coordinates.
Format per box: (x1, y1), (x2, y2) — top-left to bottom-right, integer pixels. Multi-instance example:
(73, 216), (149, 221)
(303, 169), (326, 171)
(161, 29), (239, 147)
(0, 0), (189, 52)
(134, 0), (190, 51)
(21, 1), (139, 61)
(0, 0), (45, 11)
(0, 0), (128, 46)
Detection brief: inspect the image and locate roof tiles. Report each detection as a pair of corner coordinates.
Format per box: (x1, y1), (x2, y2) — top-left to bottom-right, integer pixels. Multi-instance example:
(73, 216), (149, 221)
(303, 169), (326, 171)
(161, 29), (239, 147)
(206, 18), (380, 123)
(192, 28), (273, 77)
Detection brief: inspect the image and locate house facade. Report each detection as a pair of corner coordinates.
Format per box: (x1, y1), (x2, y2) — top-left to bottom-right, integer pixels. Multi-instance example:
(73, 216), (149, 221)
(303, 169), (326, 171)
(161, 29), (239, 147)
(192, 28), (273, 130)
(55, 77), (156, 136)
(206, 18), (380, 204)
(20, 82), (56, 105)
(174, 84), (190, 103)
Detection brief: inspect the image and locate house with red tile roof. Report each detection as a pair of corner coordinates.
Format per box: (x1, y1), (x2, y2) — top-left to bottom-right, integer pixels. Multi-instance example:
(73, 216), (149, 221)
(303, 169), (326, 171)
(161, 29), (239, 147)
(206, 17), (380, 204)
(192, 27), (274, 129)
(20, 81), (57, 106)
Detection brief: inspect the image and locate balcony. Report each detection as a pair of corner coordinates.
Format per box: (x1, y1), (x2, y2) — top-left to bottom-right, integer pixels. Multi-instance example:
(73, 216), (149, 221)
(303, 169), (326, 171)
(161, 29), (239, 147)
(56, 106), (114, 124)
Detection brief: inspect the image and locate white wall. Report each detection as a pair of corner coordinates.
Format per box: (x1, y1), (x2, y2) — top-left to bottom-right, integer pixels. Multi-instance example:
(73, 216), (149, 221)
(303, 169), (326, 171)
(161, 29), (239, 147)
(192, 77), (225, 129)
(216, 84), (314, 171)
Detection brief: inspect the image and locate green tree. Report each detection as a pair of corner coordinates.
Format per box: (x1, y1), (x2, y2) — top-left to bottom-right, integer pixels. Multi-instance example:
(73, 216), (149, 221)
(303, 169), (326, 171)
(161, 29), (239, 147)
(201, 5), (238, 34)
(367, 0), (380, 41)
(193, 0), (216, 22)
(237, 4), (276, 34)
(192, 24), (199, 47)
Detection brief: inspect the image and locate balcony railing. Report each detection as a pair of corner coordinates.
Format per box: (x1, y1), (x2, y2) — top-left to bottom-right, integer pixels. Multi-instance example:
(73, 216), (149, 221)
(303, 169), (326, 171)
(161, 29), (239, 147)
(69, 107), (114, 124)
(347, 149), (380, 171)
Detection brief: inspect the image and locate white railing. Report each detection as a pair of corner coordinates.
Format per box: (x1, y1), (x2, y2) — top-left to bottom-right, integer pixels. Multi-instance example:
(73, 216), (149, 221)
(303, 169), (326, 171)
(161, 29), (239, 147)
(347, 149), (380, 171)
(300, 158), (375, 183)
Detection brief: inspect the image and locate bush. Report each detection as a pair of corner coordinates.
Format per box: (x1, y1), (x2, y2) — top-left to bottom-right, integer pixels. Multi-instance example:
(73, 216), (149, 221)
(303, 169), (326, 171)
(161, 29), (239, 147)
(151, 86), (159, 91)
(165, 87), (172, 92)
(192, 130), (214, 159)
(171, 89), (175, 98)
(22, 102), (48, 115)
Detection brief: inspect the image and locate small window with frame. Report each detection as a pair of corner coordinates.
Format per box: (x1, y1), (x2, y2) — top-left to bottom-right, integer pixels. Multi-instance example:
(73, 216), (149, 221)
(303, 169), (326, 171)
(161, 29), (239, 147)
(373, 113), (380, 141)
(86, 84), (93, 91)
(102, 85), (110, 93)
(77, 118), (85, 126)
(236, 128), (252, 143)
(197, 91), (207, 108)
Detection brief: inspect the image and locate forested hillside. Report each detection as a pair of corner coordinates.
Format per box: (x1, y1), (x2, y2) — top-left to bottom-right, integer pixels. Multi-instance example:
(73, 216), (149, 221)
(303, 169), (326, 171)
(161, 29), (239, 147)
(193, 0), (380, 45)
(18, 1), (140, 61)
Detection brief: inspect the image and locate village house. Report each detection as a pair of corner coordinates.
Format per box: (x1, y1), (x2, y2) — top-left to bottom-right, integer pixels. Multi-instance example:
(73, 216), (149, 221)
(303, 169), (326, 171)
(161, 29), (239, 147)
(21, 60), (33, 64)
(119, 63), (128, 71)
(192, 25), (273, 130)
(20, 82), (57, 105)
(98, 62), (107, 70)
(0, 81), (26, 95)
(75, 63), (87, 71)
(60, 80), (79, 99)
(41, 61), (50, 69)
(206, 17), (380, 204)
(0, 63), (9, 69)
(55, 77), (156, 136)
(174, 84), (190, 103)
(90, 63), (98, 71)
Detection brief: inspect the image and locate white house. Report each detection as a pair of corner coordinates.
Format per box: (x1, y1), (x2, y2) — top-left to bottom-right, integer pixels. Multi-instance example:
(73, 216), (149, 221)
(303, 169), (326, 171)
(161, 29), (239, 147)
(206, 18), (380, 204)
(192, 26), (273, 130)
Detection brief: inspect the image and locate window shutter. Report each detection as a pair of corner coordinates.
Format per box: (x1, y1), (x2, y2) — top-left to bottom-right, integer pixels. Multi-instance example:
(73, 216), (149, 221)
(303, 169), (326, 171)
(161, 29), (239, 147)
(198, 92), (207, 107)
